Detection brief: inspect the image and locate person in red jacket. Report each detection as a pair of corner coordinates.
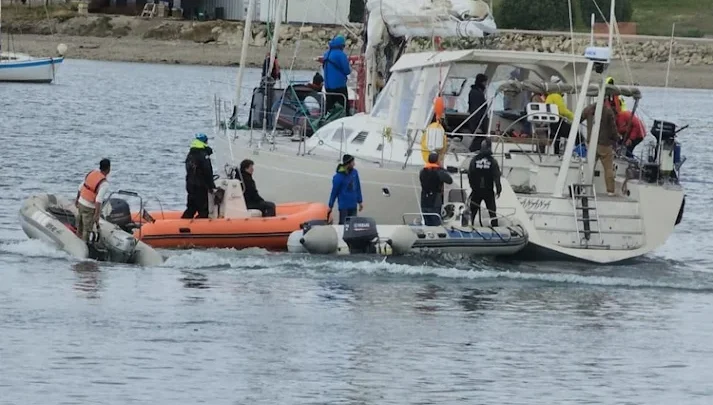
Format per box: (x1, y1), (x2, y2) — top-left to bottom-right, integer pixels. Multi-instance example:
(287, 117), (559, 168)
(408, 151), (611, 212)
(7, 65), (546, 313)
(616, 111), (646, 158)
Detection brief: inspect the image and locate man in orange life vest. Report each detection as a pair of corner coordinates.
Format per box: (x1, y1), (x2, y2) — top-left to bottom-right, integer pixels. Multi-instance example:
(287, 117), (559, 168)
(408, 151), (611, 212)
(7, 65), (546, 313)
(419, 152), (453, 226)
(74, 158), (111, 243)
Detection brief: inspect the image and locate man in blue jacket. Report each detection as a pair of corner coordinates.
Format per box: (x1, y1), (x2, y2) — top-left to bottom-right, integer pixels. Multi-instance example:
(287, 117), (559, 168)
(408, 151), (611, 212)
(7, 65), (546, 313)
(328, 154), (363, 225)
(322, 34), (352, 116)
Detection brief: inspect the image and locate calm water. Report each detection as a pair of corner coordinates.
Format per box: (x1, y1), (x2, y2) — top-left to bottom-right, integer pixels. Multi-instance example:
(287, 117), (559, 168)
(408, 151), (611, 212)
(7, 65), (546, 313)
(1, 59), (713, 404)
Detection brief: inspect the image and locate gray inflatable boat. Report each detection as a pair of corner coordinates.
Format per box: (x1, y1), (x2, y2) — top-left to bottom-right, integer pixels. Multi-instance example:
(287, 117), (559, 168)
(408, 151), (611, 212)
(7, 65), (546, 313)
(18, 193), (164, 266)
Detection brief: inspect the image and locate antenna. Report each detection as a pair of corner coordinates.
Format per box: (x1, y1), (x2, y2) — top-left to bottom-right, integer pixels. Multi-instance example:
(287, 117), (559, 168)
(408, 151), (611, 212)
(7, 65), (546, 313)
(664, 23), (676, 89)
(590, 13), (595, 46)
(608, 0), (615, 51)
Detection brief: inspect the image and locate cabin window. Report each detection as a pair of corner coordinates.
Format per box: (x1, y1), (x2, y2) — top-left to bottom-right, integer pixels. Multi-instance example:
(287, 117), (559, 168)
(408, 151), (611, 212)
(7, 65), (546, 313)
(376, 143), (383, 151)
(412, 66), (443, 128)
(351, 131), (368, 144)
(393, 69), (419, 138)
(371, 77), (396, 119)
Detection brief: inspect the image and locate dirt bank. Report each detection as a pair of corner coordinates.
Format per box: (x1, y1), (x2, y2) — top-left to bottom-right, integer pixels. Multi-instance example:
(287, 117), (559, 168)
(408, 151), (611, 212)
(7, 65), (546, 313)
(3, 11), (713, 89)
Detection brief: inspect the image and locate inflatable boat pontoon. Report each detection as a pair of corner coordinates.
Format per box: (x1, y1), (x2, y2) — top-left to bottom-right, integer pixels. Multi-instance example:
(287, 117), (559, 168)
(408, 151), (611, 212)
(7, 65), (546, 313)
(19, 192), (164, 266)
(287, 212), (528, 257)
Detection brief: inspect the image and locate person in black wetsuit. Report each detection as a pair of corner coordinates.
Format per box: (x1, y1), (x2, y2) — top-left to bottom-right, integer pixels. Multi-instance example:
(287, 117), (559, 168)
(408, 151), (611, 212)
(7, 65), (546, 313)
(239, 159), (276, 217)
(467, 139), (502, 227)
(419, 152), (453, 226)
(467, 73), (490, 152)
(181, 133), (216, 219)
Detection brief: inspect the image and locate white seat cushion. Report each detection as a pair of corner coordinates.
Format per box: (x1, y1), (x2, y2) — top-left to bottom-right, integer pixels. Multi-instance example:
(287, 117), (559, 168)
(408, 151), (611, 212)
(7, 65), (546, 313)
(248, 209), (263, 217)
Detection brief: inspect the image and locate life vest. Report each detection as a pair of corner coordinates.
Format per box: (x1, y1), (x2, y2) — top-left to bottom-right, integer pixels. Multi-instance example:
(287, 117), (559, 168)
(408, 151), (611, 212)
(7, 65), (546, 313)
(420, 163), (445, 205)
(80, 170), (107, 204)
(420, 122), (448, 164)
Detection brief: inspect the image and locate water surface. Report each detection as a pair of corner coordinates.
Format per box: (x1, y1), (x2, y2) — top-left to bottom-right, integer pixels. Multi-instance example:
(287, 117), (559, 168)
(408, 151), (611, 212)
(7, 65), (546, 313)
(1, 59), (712, 404)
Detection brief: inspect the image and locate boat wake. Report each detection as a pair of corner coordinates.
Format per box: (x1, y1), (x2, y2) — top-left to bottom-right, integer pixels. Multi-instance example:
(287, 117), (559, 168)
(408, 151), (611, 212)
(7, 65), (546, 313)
(3, 239), (712, 292)
(0, 239), (72, 260)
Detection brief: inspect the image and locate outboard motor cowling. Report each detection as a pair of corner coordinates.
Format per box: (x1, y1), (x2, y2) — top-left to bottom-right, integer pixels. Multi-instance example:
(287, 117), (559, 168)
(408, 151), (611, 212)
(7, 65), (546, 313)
(342, 217), (379, 254)
(102, 198), (132, 230)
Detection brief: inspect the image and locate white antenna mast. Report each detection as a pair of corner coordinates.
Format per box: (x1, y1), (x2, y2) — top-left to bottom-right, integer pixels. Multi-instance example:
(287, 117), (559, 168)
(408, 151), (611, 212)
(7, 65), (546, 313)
(590, 13), (595, 46)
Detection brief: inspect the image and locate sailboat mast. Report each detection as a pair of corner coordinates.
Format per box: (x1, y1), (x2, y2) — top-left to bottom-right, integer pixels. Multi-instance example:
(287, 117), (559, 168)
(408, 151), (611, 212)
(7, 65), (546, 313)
(235, 0), (257, 108)
(266, 0), (286, 84)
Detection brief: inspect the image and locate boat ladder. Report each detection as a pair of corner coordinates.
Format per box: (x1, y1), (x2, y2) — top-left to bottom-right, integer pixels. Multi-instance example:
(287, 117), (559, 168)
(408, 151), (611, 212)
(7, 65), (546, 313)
(569, 183), (605, 247)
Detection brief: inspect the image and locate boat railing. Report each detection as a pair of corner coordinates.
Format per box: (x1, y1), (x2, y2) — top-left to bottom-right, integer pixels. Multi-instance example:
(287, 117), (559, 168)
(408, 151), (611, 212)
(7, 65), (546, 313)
(444, 190), (522, 226)
(401, 205), (519, 228)
(104, 189), (155, 241)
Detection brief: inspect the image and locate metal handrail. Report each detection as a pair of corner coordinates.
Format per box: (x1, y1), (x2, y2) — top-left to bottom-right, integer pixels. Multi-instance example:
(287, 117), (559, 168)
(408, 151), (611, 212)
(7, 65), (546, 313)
(103, 189), (147, 241)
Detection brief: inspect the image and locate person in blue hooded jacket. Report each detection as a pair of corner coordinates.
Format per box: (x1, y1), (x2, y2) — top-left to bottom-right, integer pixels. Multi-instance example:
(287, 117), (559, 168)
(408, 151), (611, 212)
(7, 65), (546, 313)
(328, 154), (363, 225)
(322, 34), (352, 116)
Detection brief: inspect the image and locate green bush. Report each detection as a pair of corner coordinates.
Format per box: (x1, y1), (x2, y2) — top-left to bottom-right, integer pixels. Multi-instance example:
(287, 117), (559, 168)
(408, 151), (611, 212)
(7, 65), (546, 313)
(681, 28), (704, 38)
(495, 0), (571, 30)
(580, 0), (633, 25)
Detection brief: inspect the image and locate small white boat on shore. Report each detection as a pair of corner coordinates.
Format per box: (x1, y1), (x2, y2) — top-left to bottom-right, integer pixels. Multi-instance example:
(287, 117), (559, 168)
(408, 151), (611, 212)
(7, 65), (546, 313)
(0, 51), (65, 83)
(0, 0), (66, 83)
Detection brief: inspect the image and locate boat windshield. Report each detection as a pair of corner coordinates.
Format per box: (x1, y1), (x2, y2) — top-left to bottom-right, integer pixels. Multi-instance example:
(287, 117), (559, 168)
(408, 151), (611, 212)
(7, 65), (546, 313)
(370, 66), (448, 136)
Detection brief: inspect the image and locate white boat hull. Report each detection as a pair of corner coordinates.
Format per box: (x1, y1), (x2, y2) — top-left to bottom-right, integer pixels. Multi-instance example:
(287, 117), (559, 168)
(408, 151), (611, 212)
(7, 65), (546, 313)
(18, 193), (164, 266)
(214, 132), (432, 225)
(498, 180), (684, 264)
(0, 55), (64, 83)
(214, 132), (684, 264)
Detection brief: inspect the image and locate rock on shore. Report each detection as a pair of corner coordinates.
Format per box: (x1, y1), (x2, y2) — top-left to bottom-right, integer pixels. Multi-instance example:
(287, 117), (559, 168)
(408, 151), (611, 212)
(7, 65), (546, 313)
(4, 13), (713, 67)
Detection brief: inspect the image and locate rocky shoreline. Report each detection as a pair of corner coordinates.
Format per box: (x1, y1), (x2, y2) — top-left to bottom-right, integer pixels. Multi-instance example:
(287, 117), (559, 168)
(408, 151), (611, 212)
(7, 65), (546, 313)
(4, 14), (713, 88)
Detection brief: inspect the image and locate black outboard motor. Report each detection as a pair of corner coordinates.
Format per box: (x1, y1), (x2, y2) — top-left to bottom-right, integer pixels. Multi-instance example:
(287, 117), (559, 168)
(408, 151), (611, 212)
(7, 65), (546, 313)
(102, 198), (132, 231)
(342, 216), (379, 254)
(650, 120), (686, 183)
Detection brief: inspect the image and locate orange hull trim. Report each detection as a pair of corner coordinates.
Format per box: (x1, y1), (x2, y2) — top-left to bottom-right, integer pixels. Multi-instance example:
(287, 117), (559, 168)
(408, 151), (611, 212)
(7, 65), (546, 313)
(131, 202), (329, 250)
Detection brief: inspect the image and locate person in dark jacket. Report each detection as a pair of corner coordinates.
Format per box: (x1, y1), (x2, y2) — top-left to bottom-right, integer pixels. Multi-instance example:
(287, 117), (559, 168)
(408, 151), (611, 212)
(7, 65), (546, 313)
(419, 152), (453, 226)
(181, 133), (216, 219)
(467, 73), (490, 152)
(307, 72), (324, 91)
(327, 154), (363, 225)
(322, 35), (352, 115)
(261, 52), (281, 81)
(467, 139), (502, 227)
(239, 159), (276, 217)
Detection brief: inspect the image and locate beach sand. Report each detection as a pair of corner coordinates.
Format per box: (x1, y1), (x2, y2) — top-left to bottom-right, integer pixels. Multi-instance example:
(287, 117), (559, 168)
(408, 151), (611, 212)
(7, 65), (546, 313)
(10, 34), (713, 90)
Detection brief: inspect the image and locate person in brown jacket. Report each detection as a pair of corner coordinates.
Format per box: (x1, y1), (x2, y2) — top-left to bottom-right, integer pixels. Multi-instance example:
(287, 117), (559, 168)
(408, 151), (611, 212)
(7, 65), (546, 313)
(581, 102), (621, 196)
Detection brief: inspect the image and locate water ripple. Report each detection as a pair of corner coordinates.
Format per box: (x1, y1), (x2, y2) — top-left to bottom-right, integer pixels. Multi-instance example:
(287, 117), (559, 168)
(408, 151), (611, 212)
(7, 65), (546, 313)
(1, 60), (712, 404)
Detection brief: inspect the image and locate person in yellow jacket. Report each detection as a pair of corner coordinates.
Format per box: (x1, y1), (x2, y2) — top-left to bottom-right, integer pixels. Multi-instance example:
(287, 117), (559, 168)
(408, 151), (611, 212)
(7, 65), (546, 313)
(545, 76), (574, 154)
(605, 76), (628, 112)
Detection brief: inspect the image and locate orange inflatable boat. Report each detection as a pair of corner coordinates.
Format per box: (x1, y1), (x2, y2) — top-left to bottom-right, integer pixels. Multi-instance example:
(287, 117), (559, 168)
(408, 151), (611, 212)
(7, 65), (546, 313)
(128, 179), (329, 250)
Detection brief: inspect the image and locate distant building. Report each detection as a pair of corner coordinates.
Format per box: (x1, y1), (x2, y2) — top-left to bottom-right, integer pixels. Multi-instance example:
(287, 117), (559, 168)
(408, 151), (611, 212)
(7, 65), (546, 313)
(179, 0), (350, 25)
